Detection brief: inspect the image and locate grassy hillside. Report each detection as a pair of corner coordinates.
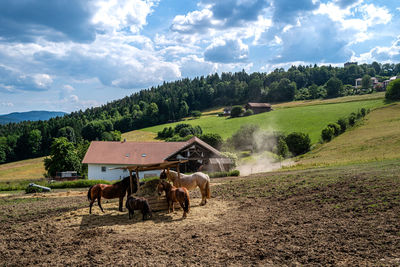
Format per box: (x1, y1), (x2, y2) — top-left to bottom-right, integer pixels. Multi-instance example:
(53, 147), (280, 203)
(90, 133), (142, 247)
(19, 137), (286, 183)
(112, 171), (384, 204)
(295, 103), (400, 167)
(0, 157), (45, 181)
(121, 130), (160, 142)
(140, 94), (386, 143)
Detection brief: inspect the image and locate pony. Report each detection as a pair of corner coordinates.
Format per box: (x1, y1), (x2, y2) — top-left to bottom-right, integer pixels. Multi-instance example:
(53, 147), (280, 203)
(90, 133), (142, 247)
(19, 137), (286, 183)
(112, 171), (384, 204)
(160, 170), (210, 205)
(157, 180), (190, 218)
(87, 175), (137, 214)
(125, 196), (152, 221)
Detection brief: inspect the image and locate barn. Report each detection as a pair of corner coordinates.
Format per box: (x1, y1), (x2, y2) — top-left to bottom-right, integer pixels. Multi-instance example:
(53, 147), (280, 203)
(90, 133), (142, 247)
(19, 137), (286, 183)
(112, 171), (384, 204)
(82, 136), (232, 180)
(245, 102), (272, 114)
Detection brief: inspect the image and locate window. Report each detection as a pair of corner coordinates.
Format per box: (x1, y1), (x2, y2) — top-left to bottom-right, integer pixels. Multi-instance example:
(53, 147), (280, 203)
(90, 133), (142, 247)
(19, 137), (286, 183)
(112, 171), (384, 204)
(101, 166), (107, 172)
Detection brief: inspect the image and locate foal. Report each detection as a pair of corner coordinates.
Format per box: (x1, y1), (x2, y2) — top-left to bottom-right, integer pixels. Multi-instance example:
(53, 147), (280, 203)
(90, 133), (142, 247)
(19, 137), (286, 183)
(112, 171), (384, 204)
(157, 180), (190, 218)
(125, 196), (152, 221)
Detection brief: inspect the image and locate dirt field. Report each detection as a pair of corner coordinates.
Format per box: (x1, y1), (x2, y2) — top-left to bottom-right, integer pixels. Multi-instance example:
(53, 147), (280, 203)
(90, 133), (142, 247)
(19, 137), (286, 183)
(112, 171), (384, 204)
(0, 160), (399, 266)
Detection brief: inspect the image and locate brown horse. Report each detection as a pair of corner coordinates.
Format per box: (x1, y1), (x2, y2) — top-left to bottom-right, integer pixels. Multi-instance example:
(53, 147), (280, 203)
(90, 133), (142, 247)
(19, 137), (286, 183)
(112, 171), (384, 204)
(87, 176), (136, 214)
(157, 180), (190, 218)
(125, 196), (152, 221)
(160, 170), (211, 205)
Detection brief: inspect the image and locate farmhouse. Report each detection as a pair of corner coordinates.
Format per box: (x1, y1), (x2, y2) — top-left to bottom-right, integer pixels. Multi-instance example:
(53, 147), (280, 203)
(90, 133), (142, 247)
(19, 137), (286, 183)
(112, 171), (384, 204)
(355, 77), (380, 89)
(245, 102), (272, 114)
(82, 137), (232, 181)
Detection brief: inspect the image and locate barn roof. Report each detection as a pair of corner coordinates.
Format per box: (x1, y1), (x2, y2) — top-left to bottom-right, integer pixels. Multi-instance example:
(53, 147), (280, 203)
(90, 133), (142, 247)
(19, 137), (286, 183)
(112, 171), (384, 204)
(82, 137), (224, 165)
(246, 102), (271, 108)
(82, 141), (187, 165)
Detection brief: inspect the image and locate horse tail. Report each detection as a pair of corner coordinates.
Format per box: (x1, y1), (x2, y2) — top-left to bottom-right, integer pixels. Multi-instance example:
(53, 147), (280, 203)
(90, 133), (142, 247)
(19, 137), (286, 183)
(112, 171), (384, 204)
(184, 190), (190, 213)
(205, 180), (211, 199)
(87, 185), (94, 201)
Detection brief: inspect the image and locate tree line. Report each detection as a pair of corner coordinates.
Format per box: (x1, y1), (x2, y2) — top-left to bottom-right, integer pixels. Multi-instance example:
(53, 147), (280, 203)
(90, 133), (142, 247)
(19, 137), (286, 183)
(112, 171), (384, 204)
(0, 61), (399, 164)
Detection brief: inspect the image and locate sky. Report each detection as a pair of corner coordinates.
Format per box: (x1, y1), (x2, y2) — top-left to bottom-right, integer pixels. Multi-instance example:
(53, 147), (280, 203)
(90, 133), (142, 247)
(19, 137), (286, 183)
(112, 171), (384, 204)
(0, 0), (399, 114)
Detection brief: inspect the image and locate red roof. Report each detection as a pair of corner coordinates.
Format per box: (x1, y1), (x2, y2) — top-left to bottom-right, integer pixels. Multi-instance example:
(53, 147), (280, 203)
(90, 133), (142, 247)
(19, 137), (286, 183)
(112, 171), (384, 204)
(82, 137), (224, 165)
(82, 141), (187, 165)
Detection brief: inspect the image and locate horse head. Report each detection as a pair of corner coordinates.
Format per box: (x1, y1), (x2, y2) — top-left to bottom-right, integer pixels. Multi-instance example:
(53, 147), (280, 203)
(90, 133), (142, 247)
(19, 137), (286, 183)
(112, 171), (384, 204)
(160, 170), (168, 180)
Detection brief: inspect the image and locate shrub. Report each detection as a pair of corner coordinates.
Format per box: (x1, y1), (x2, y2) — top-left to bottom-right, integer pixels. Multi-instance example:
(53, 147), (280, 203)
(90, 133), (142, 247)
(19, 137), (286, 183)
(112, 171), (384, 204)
(243, 109), (254, 116)
(385, 78), (400, 100)
(276, 136), (288, 158)
(217, 112), (224, 117)
(179, 127), (192, 137)
(191, 110), (202, 118)
(285, 132), (311, 156)
(337, 118), (347, 133)
(200, 133), (223, 149)
(348, 113), (357, 126)
(321, 126), (335, 142)
(174, 123), (191, 134)
(327, 123), (340, 136)
(230, 105), (244, 118)
(157, 127), (174, 139)
(360, 108), (366, 117)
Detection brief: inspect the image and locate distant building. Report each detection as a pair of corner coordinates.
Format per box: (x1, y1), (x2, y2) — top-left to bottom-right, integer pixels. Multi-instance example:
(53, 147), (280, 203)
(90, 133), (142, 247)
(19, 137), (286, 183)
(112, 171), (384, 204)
(245, 103), (272, 114)
(355, 77), (380, 89)
(383, 76), (400, 89)
(344, 62), (358, 67)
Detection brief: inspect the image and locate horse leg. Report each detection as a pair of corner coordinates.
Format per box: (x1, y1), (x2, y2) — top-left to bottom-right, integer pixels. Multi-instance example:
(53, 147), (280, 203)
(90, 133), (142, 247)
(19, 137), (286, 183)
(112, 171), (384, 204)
(119, 196), (123, 212)
(200, 187), (206, 206)
(98, 196), (104, 213)
(129, 209), (134, 219)
(89, 199), (95, 214)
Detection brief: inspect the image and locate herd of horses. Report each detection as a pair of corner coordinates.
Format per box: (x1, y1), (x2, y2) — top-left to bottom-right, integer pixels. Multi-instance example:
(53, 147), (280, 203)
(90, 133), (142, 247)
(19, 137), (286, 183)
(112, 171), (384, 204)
(87, 170), (211, 220)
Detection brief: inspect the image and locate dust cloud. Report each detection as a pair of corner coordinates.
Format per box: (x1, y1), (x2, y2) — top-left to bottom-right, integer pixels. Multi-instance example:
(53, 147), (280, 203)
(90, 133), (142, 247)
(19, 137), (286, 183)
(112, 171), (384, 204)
(235, 128), (293, 176)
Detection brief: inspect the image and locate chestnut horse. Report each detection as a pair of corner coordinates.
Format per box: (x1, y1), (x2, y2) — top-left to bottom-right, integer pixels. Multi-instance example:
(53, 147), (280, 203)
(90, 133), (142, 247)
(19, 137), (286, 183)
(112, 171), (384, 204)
(125, 196), (152, 221)
(160, 170), (210, 205)
(157, 180), (190, 218)
(87, 176), (136, 214)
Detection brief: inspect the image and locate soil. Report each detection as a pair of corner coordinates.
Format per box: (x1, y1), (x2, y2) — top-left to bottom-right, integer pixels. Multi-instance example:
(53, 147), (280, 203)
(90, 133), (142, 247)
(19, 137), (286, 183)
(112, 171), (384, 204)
(0, 164), (399, 266)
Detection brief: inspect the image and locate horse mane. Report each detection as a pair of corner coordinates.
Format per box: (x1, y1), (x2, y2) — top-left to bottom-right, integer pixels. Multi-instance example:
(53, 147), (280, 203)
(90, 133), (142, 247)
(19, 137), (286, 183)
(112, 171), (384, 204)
(115, 175), (135, 187)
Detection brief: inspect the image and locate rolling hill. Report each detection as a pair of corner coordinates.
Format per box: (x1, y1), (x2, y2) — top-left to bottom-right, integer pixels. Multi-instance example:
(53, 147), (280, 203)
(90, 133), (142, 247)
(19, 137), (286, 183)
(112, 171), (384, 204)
(125, 93), (387, 144)
(0, 111), (66, 124)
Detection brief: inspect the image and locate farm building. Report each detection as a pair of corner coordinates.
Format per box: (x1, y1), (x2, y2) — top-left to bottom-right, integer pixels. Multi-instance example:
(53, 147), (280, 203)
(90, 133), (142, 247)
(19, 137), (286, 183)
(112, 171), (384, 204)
(82, 137), (232, 181)
(245, 102), (272, 114)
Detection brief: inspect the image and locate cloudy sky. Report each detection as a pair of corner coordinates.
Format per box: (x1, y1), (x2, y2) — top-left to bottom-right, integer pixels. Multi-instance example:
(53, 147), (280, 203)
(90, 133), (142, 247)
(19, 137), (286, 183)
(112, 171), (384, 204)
(0, 0), (399, 114)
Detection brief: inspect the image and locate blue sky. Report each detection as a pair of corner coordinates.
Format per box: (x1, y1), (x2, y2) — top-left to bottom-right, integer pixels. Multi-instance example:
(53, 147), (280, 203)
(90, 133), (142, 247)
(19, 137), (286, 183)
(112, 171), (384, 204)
(0, 0), (399, 114)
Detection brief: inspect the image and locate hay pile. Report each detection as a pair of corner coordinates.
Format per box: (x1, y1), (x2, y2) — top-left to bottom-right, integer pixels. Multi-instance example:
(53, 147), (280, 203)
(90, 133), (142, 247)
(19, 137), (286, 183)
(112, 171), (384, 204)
(135, 179), (161, 197)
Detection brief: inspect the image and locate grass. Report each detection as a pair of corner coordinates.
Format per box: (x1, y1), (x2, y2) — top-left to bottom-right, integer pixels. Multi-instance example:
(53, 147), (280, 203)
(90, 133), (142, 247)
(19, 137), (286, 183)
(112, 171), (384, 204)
(140, 95), (385, 143)
(0, 157), (46, 181)
(121, 130), (161, 142)
(295, 103), (400, 167)
(0, 179), (113, 192)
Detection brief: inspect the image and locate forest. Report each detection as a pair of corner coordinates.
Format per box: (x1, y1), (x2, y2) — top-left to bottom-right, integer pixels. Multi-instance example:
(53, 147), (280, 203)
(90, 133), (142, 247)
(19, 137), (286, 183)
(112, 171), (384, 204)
(0, 61), (399, 164)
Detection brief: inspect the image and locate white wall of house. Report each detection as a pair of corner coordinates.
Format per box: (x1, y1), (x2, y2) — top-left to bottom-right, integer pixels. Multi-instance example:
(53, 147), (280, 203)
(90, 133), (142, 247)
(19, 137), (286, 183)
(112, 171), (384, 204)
(88, 164), (161, 181)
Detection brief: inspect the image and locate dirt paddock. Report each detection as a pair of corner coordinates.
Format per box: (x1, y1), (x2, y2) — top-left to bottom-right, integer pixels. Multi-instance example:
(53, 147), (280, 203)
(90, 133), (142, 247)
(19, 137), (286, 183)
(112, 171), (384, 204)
(0, 165), (399, 266)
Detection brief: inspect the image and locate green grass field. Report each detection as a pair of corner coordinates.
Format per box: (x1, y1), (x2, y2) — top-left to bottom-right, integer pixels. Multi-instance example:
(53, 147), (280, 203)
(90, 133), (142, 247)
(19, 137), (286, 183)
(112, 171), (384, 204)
(140, 94), (386, 143)
(295, 103), (400, 167)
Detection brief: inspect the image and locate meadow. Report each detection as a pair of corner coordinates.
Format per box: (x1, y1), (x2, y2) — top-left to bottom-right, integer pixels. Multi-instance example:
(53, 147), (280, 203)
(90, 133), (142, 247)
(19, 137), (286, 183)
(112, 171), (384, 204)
(138, 94), (386, 143)
(296, 103), (400, 167)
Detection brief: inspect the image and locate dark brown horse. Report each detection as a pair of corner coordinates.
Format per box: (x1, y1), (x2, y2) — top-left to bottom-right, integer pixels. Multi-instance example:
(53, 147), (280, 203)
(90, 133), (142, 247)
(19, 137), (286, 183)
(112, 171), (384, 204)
(157, 180), (190, 218)
(87, 176), (137, 214)
(125, 196), (152, 220)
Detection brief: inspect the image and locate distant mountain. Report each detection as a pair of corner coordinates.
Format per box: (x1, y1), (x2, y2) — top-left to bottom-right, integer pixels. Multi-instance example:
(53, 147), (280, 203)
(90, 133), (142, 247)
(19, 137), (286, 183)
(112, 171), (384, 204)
(0, 111), (67, 124)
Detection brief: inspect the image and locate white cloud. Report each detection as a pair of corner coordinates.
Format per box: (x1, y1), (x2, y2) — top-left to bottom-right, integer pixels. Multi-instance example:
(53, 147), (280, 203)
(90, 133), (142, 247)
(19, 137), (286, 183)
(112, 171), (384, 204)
(353, 35), (400, 62)
(315, 2), (392, 44)
(92, 0), (159, 33)
(33, 74), (53, 89)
